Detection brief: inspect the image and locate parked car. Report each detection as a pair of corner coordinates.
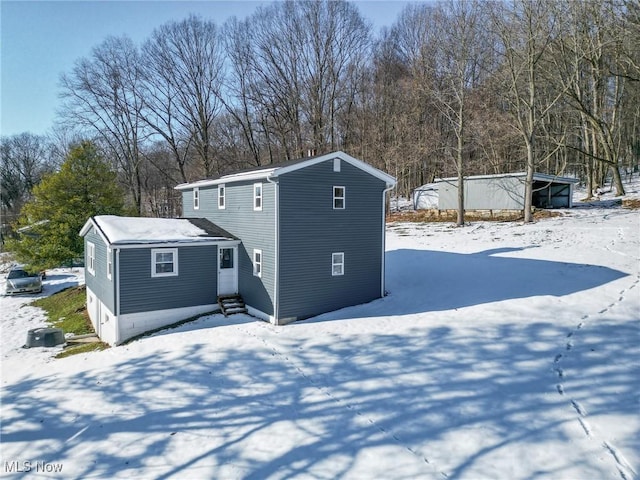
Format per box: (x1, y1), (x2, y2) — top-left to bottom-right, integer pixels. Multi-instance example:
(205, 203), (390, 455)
(5, 267), (43, 295)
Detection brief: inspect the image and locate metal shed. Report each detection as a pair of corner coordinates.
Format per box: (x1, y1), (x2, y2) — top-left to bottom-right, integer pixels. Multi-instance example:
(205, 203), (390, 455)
(436, 173), (579, 211)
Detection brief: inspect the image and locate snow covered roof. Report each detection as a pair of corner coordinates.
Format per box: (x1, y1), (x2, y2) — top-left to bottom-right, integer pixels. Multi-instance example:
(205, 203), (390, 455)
(175, 151), (396, 190)
(79, 216), (237, 246)
(435, 172), (579, 184)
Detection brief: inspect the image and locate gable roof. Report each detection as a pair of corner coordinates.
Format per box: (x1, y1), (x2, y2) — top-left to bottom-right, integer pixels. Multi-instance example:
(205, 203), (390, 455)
(174, 151), (396, 190)
(79, 216), (237, 246)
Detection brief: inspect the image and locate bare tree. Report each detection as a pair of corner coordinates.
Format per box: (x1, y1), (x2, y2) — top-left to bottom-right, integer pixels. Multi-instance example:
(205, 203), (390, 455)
(59, 36), (146, 213)
(493, 0), (564, 222)
(221, 17), (266, 167)
(551, 1), (632, 196)
(430, 0), (493, 225)
(142, 15), (225, 178)
(0, 133), (55, 228)
(235, 0), (371, 160)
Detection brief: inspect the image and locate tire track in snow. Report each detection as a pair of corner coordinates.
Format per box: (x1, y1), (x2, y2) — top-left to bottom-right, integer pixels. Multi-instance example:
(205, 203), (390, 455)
(552, 276), (639, 480)
(239, 322), (448, 478)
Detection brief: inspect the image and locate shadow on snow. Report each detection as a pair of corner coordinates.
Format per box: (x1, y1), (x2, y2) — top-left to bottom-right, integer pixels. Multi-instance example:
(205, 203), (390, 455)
(311, 247), (628, 321)
(1, 317), (638, 479)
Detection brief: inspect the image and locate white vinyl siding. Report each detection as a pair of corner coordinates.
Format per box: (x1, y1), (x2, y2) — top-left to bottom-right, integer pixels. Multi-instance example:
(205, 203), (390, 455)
(151, 248), (178, 278)
(333, 186), (345, 209)
(254, 183), (263, 211)
(218, 184), (225, 209)
(332, 252), (344, 276)
(193, 187), (200, 210)
(253, 249), (262, 277)
(87, 242), (96, 275)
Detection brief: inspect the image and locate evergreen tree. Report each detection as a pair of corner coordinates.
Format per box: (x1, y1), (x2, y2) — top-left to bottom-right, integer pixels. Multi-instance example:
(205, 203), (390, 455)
(7, 141), (126, 270)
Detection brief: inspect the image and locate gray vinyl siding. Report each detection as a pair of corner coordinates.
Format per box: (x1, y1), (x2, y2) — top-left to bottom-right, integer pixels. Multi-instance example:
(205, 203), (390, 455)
(119, 245), (217, 315)
(84, 228), (115, 313)
(438, 177), (525, 210)
(182, 182), (276, 316)
(278, 160), (385, 321)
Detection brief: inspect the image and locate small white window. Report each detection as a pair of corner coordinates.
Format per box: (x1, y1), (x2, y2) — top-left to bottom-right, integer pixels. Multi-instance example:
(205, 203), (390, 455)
(254, 183), (263, 211)
(106, 247), (113, 280)
(218, 184), (225, 209)
(333, 186), (345, 209)
(332, 252), (344, 276)
(333, 158), (341, 172)
(193, 187), (200, 210)
(87, 242), (96, 275)
(152, 248), (178, 277)
(253, 249), (262, 277)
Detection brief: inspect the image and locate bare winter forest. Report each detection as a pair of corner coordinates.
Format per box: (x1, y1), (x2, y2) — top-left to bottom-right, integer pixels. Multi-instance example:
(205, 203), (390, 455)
(2, 0), (639, 220)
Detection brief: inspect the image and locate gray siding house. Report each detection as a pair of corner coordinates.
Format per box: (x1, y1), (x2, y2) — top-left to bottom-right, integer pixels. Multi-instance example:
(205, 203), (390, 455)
(81, 152), (396, 345)
(176, 151), (396, 324)
(79, 216), (238, 345)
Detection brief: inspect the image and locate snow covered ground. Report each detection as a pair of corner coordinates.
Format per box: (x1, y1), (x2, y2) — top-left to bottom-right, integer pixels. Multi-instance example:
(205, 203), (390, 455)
(1, 192), (639, 479)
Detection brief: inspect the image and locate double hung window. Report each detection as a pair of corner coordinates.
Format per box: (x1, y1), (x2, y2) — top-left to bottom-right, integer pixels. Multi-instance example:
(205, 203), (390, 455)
(253, 249), (262, 277)
(87, 242), (96, 275)
(218, 184), (225, 209)
(333, 186), (345, 209)
(193, 187), (200, 210)
(152, 248), (178, 277)
(254, 183), (263, 211)
(332, 252), (344, 276)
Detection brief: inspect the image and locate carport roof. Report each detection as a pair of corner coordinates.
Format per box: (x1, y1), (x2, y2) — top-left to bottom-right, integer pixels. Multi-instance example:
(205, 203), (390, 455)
(435, 172), (579, 184)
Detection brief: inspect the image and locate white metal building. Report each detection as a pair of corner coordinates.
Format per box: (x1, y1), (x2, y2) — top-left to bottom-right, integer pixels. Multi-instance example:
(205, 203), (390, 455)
(425, 173), (579, 211)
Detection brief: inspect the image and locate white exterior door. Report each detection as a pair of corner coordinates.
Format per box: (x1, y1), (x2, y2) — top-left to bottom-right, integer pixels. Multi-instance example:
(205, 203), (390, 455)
(218, 246), (238, 295)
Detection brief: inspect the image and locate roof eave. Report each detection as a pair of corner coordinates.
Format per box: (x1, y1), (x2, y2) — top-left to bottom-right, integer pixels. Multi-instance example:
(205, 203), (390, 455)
(175, 169), (276, 190)
(175, 151), (397, 190)
(270, 151), (397, 186)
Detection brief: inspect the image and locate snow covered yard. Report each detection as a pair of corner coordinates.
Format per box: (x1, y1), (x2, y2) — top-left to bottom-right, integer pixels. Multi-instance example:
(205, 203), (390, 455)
(1, 206), (638, 479)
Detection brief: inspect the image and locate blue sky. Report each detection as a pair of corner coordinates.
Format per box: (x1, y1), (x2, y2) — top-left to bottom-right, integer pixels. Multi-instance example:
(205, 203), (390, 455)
(1, 0), (410, 138)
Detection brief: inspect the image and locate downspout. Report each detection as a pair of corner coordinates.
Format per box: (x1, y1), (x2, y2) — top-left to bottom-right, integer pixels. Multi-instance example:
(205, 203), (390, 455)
(115, 248), (121, 345)
(266, 175), (279, 324)
(381, 183), (395, 298)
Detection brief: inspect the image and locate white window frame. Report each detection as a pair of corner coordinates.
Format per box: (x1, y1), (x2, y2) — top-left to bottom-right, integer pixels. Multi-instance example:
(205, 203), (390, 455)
(253, 249), (262, 277)
(332, 252), (344, 276)
(151, 248), (179, 278)
(333, 186), (345, 210)
(87, 242), (96, 276)
(253, 183), (263, 211)
(106, 247), (112, 281)
(218, 184), (225, 209)
(193, 187), (200, 210)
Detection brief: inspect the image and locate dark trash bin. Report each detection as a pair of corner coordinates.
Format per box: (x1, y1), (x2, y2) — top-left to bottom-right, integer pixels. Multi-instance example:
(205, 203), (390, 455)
(25, 328), (65, 348)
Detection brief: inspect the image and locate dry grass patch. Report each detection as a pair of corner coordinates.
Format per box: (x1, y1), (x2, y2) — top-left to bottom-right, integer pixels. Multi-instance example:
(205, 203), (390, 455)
(622, 198), (640, 209)
(387, 209), (562, 224)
